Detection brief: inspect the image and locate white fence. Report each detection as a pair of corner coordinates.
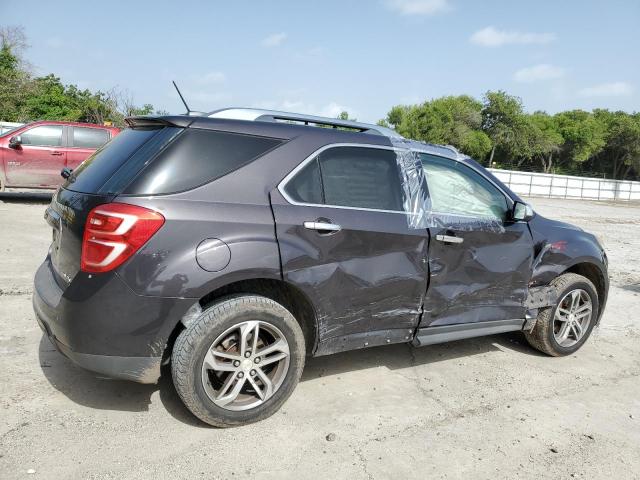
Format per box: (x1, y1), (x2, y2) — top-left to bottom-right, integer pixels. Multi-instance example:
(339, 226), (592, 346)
(488, 168), (640, 201)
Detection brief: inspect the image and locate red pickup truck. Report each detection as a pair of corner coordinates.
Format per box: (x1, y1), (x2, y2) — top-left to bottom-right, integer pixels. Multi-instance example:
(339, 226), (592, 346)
(0, 120), (120, 190)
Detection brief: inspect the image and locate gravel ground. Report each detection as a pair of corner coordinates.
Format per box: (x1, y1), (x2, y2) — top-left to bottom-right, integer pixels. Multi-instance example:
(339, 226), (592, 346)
(0, 195), (638, 480)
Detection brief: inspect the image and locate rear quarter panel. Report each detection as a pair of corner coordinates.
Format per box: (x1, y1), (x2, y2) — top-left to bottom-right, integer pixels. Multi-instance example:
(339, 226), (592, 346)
(115, 195), (281, 299)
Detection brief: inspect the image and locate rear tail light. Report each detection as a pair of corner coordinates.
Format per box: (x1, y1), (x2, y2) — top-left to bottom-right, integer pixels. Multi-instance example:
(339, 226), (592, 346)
(81, 203), (165, 273)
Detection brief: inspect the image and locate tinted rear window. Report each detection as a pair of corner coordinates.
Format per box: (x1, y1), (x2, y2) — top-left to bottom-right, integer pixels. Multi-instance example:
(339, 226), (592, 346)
(64, 127), (176, 193)
(122, 129), (283, 195)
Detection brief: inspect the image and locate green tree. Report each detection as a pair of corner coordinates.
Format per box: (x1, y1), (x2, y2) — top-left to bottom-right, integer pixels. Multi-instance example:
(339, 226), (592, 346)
(554, 110), (606, 168)
(386, 96), (492, 160)
(24, 74), (83, 120)
(527, 112), (564, 173)
(593, 110), (640, 179)
(337, 111), (356, 121)
(0, 27), (33, 121)
(481, 90), (531, 165)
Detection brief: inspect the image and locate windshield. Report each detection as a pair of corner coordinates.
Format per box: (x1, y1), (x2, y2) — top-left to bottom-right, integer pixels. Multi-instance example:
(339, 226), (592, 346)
(0, 126), (21, 137)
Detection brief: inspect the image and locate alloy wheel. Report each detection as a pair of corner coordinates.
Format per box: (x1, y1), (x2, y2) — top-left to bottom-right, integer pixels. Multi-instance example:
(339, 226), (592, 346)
(553, 289), (593, 348)
(201, 320), (290, 411)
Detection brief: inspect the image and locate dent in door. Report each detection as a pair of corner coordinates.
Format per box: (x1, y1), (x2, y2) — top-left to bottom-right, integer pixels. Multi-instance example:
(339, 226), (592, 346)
(279, 219), (427, 341)
(424, 219), (532, 326)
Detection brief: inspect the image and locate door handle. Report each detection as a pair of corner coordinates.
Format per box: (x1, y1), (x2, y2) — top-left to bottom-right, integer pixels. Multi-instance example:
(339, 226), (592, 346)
(51, 151), (64, 156)
(303, 221), (341, 233)
(435, 234), (463, 244)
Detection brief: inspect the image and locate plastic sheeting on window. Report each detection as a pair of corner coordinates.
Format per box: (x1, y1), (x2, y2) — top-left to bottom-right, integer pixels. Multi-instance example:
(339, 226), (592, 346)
(391, 138), (505, 233)
(394, 146), (432, 229)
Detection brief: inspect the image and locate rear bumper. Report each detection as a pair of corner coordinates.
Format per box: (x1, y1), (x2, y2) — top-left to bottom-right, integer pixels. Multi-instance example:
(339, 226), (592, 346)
(37, 317), (162, 383)
(33, 257), (195, 383)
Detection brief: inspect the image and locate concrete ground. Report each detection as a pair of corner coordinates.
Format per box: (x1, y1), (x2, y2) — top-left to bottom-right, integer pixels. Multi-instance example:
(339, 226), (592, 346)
(0, 195), (638, 480)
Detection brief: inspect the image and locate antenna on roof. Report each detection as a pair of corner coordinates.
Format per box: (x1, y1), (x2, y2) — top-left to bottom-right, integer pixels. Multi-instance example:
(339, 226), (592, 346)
(172, 81), (192, 115)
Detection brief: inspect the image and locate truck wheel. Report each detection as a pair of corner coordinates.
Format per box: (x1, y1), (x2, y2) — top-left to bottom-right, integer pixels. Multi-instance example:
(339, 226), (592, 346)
(171, 295), (306, 427)
(525, 273), (599, 356)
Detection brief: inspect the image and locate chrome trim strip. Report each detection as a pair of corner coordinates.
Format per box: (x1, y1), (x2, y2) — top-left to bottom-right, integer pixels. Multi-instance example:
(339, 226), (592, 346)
(435, 234), (464, 244)
(303, 221), (342, 232)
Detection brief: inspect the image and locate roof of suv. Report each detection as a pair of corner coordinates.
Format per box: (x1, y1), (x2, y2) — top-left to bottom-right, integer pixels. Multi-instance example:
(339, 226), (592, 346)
(127, 108), (467, 162)
(208, 108), (403, 138)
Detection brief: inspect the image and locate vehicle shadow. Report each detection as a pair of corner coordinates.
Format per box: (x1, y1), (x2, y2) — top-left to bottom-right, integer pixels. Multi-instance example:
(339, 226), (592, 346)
(38, 335), (207, 427)
(301, 331), (542, 382)
(0, 191), (53, 203)
(39, 331), (540, 427)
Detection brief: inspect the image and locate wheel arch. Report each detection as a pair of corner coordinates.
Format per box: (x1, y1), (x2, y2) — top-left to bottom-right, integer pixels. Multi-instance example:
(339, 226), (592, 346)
(163, 278), (318, 362)
(561, 261), (608, 322)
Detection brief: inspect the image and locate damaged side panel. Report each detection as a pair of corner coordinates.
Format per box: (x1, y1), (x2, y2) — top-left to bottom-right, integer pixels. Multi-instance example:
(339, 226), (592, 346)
(421, 221), (534, 327)
(271, 197), (429, 347)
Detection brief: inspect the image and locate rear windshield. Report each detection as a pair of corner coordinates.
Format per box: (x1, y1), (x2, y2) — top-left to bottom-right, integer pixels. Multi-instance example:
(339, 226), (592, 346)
(64, 126), (283, 195)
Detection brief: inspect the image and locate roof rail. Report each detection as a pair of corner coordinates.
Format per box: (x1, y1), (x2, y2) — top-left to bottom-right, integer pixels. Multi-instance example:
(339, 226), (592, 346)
(207, 108), (403, 139)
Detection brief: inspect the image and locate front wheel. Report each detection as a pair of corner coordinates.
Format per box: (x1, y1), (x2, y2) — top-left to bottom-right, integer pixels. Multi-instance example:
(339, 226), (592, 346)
(171, 295), (306, 427)
(525, 273), (599, 356)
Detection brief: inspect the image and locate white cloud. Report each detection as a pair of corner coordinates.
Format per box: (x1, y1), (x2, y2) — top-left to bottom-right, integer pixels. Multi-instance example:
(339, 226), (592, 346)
(255, 100), (355, 119)
(383, 0), (451, 15)
(318, 102), (350, 118)
(470, 26), (556, 47)
(261, 32), (287, 47)
(194, 71), (226, 85)
(578, 81), (634, 97)
(514, 64), (565, 83)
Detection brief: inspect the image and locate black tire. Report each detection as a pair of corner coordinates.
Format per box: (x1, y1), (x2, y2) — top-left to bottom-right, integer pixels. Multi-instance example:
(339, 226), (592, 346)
(171, 295), (306, 427)
(524, 273), (599, 356)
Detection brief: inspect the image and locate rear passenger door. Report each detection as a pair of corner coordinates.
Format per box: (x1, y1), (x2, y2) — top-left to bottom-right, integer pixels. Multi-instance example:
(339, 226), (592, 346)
(271, 145), (430, 355)
(67, 126), (111, 170)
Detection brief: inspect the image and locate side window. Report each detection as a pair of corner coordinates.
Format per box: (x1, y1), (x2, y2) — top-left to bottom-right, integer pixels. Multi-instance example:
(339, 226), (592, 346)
(285, 158), (323, 204)
(123, 129), (283, 195)
(318, 146), (404, 211)
(73, 127), (110, 149)
(420, 153), (508, 220)
(20, 125), (63, 147)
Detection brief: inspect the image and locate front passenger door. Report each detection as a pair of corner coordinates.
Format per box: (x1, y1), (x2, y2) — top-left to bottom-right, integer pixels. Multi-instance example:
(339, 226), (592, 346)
(419, 154), (534, 327)
(5, 125), (66, 187)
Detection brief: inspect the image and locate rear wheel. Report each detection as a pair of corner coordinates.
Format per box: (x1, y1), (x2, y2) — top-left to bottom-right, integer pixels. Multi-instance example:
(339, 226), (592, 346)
(171, 295), (305, 427)
(525, 273), (599, 356)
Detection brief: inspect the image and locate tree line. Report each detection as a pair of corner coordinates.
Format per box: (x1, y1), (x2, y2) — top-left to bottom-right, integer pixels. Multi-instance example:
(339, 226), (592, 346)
(1, 26), (638, 180)
(0, 27), (164, 128)
(380, 91), (640, 180)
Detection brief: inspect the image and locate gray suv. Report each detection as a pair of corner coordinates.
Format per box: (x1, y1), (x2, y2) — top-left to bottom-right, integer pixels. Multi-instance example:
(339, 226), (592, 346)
(33, 108), (608, 427)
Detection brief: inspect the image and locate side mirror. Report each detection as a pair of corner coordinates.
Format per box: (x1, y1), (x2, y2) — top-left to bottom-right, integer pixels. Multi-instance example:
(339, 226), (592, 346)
(512, 201), (534, 222)
(60, 167), (73, 180)
(8, 135), (22, 148)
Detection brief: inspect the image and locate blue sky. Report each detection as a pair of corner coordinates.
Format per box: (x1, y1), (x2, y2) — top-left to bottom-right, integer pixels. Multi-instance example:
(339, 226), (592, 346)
(2, 0), (639, 123)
